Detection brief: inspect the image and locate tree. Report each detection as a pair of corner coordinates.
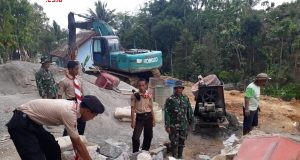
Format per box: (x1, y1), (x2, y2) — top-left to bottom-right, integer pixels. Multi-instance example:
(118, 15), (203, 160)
(152, 17), (183, 73)
(86, 0), (116, 26)
(115, 0), (300, 87)
(173, 29), (194, 79)
(0, 0), (67, 62)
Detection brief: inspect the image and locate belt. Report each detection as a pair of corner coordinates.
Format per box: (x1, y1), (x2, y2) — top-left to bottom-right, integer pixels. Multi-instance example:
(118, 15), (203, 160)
(13, 110), (41, 126)
(136, 112), (152, 116)
(13, 110), (28, 118)
(67, 98), (77, 101)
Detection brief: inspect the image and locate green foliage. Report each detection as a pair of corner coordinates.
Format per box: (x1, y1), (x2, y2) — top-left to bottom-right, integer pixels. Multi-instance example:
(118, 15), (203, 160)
(86, 0), (116, 27)
(264, 83), (300, 101)
(173, 29), (194, 80)
(2, 0), (299, 100)
(82, 55), (90, 68)
(120, 24), (151, 49)
(0, 0), (67, 61)
(114, 1), (300, 96)
(218, 70), (244, 83)
(218, 71), (231, 83)
(152, 17), (183, 49)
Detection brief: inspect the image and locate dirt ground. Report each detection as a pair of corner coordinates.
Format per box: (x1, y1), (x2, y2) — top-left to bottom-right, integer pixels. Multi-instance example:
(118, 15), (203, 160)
(182, 81), (300, 159)
(0, 62), (299, 160)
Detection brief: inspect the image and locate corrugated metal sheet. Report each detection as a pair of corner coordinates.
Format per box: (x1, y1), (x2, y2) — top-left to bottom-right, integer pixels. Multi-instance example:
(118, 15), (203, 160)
(234, 136), (300, 160)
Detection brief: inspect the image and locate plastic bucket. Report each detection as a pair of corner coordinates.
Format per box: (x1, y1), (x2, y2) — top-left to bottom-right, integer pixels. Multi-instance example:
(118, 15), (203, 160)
(165, 79), (177, 87)
(154, 86), (173, 109)
(149, 77), (165, 88)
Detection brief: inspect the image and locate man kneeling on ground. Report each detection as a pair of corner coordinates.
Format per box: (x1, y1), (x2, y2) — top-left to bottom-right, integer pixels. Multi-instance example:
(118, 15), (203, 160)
(6, 95), (104, 160)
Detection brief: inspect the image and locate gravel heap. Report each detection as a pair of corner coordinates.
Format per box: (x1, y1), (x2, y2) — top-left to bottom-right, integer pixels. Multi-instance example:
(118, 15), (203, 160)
(0, 61), (168, 159)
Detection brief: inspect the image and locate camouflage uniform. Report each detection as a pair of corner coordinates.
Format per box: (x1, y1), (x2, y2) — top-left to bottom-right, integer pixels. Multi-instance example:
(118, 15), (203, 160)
(35, 68), (57, 98)
(164, 94), (193, 159)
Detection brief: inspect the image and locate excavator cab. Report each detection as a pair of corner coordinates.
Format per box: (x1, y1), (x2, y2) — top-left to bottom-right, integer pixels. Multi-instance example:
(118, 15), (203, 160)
(92, 36), (124, 68)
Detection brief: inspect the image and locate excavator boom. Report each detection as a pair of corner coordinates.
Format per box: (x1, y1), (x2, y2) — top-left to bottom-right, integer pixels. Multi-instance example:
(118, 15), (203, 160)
(68, 12), (114, 60)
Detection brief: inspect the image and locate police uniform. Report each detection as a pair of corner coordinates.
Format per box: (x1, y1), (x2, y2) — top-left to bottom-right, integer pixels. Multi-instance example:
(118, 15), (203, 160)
(35, 57), (57, 99)
(164, 82), (193, 159)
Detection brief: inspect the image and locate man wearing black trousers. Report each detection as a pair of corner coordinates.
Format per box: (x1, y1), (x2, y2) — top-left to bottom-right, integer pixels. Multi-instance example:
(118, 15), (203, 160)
(6, 95), (105, 160)
(131, 79), (155, 153)
(58, 60), (86, 135)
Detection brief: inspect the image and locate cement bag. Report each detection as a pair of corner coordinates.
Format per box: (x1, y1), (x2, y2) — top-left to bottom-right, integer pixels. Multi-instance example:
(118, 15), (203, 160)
(120, 117), (132, 122)
(114, 106), (131, 119)
(153, 102), (162, 123)
(56, 136), (87, 152)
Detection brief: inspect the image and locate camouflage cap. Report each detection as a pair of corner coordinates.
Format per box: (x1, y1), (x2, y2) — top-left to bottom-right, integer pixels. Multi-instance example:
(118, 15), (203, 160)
(40, 56), (52, 64)
(173, 80), (184, 89)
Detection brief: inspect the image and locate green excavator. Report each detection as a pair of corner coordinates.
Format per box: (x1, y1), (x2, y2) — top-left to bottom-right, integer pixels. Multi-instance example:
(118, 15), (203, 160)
(67, 12), (162, 85)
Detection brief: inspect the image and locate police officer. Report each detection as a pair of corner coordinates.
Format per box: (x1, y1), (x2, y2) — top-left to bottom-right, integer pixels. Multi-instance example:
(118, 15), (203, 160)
(164, 81), (193, 159)
(6, 95), (105, 160)
(35, 56), (57, 99)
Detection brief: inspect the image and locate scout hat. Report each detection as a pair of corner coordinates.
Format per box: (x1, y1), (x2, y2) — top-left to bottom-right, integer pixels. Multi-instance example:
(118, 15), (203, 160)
(255, 73), (271, 81)
(81, 95), (105, 114)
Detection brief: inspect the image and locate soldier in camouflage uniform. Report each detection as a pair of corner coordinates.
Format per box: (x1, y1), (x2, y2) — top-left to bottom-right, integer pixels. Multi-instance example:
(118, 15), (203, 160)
(35, 56), (57, 99)
(164, 81), (193, 159)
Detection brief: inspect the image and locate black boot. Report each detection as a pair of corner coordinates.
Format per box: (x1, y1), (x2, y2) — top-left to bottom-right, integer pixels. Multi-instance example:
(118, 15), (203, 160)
(243, 128), (251, 135)
(178, 147), (184, 159)
(171, 146), (178, 158)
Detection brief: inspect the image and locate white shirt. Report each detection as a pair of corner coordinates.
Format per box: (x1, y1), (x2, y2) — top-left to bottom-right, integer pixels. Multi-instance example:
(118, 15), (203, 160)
(244, 82), (260, 111)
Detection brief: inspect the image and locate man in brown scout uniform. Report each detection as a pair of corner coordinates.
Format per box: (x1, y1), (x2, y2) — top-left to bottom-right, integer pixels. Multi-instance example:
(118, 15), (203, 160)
(131, 79), (156, 153)
(6, 95), (105, 160)
(58, 61), (86, 136)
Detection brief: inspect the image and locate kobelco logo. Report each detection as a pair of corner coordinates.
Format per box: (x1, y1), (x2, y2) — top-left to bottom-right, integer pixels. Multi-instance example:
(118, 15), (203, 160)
(143, 57), (158, 63)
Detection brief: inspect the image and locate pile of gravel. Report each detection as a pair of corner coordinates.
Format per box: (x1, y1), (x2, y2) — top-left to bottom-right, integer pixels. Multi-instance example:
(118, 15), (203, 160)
(0, 61), (168, 159)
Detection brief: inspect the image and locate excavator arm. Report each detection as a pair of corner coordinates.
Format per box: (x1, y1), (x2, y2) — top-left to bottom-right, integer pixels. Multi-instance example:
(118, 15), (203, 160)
(67, 12), (114, 60)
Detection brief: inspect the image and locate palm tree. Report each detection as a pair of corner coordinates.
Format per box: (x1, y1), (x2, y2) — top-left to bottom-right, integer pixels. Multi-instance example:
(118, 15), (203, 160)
(86, 0), (116, 26)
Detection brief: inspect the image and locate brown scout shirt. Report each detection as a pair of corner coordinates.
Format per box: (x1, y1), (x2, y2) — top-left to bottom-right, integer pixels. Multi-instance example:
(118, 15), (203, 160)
(131, 91), (153, 113)
(17, 99), (80, 139)
(58, 73), (83, 99)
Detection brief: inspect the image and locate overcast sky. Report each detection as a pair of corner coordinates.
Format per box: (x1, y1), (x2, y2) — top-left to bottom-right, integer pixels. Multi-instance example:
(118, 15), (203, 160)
(29, 0), (294, 29)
